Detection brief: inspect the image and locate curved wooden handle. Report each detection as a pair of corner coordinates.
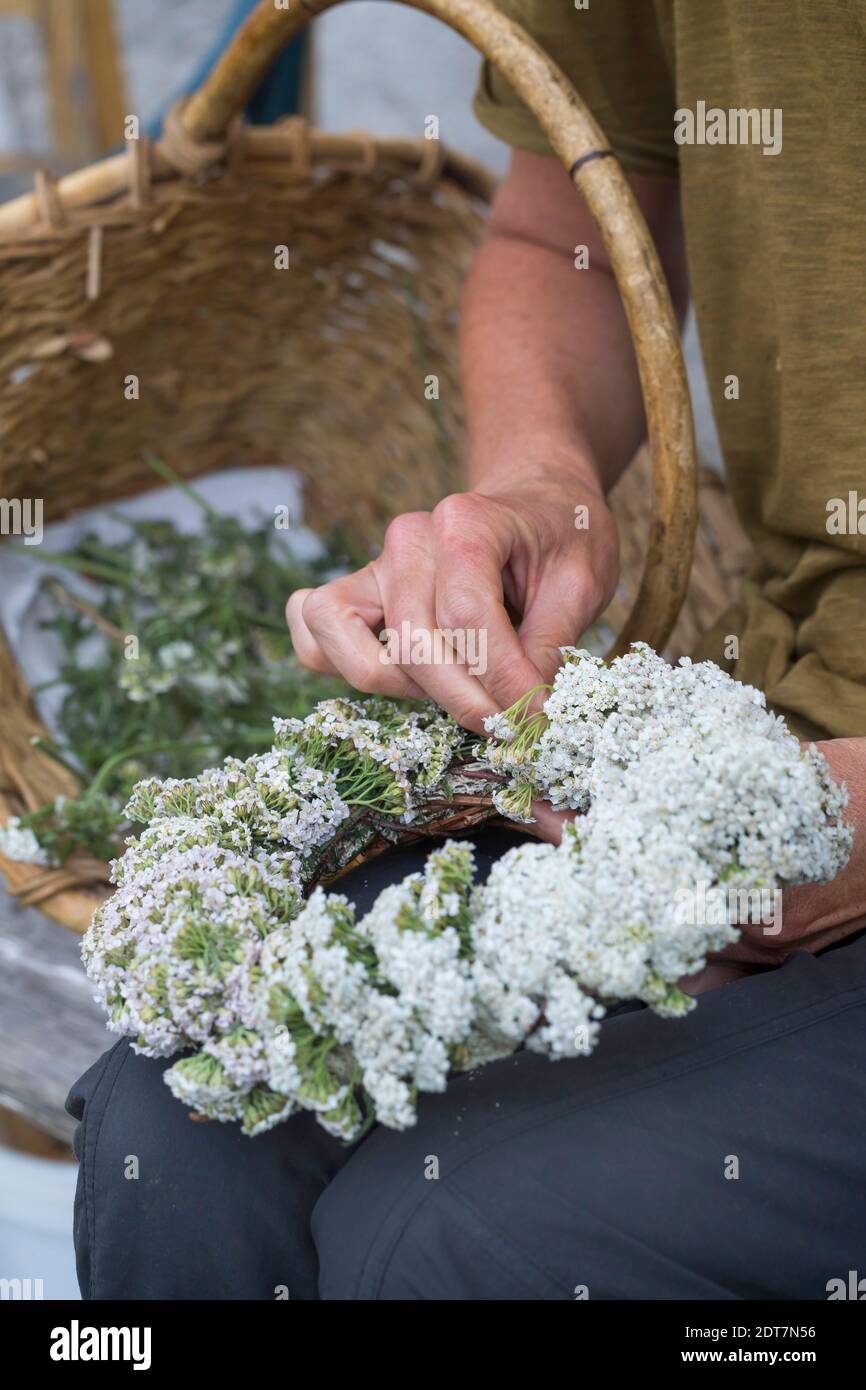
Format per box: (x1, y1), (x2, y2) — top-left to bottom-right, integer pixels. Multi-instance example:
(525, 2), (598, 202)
(183, 0), (698, 657)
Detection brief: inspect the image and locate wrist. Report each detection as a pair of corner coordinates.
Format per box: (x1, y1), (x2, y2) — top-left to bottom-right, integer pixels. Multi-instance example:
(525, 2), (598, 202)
(468, 440), (605, 502)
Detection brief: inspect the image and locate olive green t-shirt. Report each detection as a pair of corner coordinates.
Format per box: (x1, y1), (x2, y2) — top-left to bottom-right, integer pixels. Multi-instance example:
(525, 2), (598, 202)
(474, 0), (866, 741)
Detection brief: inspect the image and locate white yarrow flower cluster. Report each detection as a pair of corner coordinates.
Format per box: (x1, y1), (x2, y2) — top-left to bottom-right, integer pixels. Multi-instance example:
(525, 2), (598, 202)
(274, 695), (464, 821)
(472, 645), (851, 1021)
(82, 652), (852, 1139)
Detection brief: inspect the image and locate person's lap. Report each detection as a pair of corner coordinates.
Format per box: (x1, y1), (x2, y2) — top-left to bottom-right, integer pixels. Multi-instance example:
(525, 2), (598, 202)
(67, 831), (866, 1300)
(316, 933), (866, 1300)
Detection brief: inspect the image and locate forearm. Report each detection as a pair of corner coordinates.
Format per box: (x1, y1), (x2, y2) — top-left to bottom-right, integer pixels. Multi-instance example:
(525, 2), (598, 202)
(460, 153), (688, 498)
(287, 161), (687, 726)
(461, 234), (646, 495)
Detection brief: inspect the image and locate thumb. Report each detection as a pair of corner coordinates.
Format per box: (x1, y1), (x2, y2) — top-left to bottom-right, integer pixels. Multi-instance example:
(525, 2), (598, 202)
(518, 562), (601, 684)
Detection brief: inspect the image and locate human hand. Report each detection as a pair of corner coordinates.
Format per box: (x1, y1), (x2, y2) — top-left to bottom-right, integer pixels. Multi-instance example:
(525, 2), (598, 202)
(286, 466), (619, 735)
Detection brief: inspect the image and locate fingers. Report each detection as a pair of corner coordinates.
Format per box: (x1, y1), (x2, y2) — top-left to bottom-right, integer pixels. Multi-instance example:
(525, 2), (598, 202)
(518, 558), (610, 683)
(286, 588), (338, 675)
(374, 512), (498, 732)
(431, 495), (549, 712)
(287, 567), (425, 700)
(287, 494), (610, 731)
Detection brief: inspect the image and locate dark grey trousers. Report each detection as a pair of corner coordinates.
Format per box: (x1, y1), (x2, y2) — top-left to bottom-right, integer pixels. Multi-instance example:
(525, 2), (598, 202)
(67, 830), (866, 1301)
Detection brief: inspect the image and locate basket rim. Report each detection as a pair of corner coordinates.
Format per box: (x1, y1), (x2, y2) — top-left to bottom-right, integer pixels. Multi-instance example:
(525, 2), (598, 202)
(0, 119), (497, 246)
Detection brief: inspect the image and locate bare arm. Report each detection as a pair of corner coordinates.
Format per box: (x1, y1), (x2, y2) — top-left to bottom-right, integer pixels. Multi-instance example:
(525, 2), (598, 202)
(462, 149), (689, 496)
(287, 149), (688, 731)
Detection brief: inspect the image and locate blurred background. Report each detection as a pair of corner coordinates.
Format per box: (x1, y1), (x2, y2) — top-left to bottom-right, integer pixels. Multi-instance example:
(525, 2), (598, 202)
(0, 0), (719, 1302)
(0, 0), (506, 190)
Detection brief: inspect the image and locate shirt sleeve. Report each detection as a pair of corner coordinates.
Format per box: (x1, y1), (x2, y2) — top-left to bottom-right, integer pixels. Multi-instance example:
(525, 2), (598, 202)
(473, 0), (679, 178)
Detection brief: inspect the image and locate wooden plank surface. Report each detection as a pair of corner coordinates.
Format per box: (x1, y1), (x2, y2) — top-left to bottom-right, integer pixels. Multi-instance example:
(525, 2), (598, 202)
(0, 892), (108, 1142)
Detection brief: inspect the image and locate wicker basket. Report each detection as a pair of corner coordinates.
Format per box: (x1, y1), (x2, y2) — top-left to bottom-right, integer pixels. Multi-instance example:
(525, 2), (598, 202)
(0, 0), (749, 933)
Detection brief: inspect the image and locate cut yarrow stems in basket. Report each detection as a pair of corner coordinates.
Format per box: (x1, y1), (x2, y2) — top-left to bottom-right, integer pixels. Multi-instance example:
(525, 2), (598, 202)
(0, 458), (355, 866)
(80, 644), (852, 1138)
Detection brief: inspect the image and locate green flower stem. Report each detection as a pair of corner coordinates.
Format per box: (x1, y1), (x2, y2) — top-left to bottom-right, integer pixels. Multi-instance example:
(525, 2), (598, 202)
(142, 452), (221, 521)
(13, 546), (130, 585)
(234, 607), (289, 633)
(88, 739), (216, 798)
(502, 684), (552, 722)
(499, 683), (553, 757)
(29, 736), (85, 783)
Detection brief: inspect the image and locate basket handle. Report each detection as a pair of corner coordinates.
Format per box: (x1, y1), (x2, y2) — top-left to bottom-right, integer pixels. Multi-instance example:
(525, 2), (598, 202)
(181, 0), (698, 658)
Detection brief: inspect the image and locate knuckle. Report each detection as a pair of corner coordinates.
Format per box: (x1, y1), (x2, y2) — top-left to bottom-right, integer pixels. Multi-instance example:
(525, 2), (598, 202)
(432, 492), (485, 535)
(301, 585), (334, 628)
(383, 511), (429, 556)
(435, 587), (484, 633)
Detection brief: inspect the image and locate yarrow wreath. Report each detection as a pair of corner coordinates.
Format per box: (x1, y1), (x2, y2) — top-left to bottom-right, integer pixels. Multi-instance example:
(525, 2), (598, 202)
(83, 645), (851, 1139)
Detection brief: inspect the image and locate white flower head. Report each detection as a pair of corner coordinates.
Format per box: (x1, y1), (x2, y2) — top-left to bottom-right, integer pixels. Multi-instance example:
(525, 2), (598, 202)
(84, 646), (852, 1137)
